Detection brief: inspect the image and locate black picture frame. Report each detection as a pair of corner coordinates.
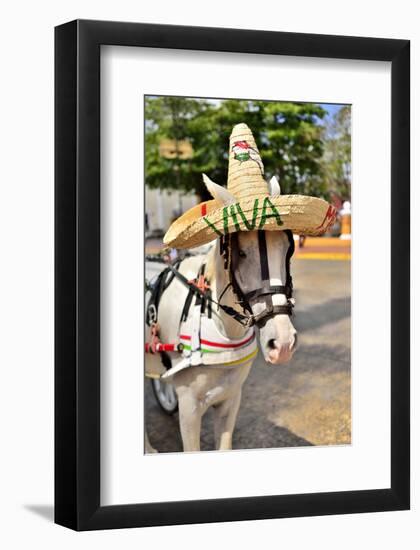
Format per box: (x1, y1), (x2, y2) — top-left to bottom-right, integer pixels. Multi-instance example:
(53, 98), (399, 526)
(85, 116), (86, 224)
(55, 19), (410, 531)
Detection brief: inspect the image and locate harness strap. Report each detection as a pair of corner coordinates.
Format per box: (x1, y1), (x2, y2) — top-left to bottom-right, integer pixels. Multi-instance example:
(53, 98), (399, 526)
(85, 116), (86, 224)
(146, 259), (181, 326)
(244, 285), (292, 301)
(180, 288), (195, 323)
(146, 261), (184, 373)
(252, 304), (293, 328)
(258, 230), (270, 281)
(166, 264), (252, 327)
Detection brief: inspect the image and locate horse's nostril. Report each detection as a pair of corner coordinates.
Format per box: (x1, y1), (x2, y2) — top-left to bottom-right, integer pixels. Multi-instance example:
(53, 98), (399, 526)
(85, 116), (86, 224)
(268, 339), (276, 350)
(291, 334), (298, 350)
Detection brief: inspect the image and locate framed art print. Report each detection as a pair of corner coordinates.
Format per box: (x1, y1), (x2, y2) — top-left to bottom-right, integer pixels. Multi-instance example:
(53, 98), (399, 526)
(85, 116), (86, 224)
(55, 20), (410, 530)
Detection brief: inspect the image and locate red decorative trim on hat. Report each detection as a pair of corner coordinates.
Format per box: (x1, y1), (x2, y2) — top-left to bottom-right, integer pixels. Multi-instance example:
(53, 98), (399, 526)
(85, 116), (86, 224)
(316, 205), (337, 230)
(234, 140), (250, 149)
(201, 203), (207, 216)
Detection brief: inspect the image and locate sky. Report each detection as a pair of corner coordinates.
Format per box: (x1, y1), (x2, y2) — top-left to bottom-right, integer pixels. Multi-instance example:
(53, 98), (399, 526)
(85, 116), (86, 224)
(146, 95), (348, 127)
(321, 103), (346, 121)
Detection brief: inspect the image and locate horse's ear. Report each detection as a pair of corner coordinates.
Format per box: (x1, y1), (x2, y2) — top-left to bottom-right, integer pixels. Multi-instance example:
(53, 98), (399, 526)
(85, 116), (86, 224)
(203, 174), (236, 205)
(268, 175), (281, 197)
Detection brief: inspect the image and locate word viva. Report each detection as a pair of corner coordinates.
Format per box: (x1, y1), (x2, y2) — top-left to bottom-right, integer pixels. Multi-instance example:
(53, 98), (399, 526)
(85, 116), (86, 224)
(203, 197), (283, 236)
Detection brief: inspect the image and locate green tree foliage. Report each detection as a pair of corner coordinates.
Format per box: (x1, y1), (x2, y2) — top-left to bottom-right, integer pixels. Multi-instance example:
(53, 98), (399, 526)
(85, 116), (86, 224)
(145, 96), (329, 200)
(322, 105), (351, 201)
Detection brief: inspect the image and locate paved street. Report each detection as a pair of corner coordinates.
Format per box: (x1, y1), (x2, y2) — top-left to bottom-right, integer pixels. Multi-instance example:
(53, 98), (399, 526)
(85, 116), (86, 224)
(145, 257), (351, 452)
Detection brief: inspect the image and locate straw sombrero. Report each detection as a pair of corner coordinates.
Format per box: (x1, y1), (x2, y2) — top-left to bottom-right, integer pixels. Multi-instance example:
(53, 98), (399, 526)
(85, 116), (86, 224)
(163, 123), (336, 249)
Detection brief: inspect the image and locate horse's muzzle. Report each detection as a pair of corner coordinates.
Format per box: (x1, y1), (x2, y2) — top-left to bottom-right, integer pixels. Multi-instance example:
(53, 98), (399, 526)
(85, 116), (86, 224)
(265, 332), (297, 365)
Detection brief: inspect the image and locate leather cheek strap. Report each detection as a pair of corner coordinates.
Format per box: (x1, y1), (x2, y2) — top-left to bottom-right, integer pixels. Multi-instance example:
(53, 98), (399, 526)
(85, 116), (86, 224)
(253, 230), (293, 322)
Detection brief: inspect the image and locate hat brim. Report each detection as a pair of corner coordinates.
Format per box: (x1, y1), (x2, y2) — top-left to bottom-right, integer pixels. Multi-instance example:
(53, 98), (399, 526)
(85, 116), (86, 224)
(163, 195), (336, 249)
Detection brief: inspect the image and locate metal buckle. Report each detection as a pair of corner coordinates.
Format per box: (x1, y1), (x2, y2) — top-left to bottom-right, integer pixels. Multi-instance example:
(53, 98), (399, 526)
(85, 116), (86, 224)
(148, 304), (157, 324)
(244, 315), (255, 328)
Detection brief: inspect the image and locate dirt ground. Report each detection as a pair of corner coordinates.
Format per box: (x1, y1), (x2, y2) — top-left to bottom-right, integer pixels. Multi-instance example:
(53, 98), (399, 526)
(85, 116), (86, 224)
(145, 258), (351, 452)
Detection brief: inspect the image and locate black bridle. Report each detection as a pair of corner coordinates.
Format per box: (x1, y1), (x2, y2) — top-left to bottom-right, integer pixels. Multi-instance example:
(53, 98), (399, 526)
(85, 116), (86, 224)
(220, 230), (295, 328)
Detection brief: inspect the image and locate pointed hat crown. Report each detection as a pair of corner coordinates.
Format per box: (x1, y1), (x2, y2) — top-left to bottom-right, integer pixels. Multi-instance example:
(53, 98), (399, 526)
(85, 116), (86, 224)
(227, 123), (269, 200)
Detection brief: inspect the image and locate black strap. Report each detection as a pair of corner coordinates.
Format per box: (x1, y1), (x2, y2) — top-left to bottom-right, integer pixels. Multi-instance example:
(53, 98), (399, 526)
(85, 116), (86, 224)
(258, 230), (270, 281)
(180, 263), (213, 321)
(146, 260), (181, 326)
(285, 229), (295, 295)
(166, 264), (251, 327)
(252, 304), (293, 328)
(244, 285), (292, 302)
(180, 287), (195, 323)
(146, 260), (181, 370)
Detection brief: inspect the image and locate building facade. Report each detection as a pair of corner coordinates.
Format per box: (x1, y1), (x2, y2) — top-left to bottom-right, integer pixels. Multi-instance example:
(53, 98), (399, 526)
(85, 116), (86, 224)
(145, 187), (198, 236)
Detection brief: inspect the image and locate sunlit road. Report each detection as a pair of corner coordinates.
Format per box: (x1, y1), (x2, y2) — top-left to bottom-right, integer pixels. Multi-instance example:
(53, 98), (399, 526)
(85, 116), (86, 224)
(145, 258), (351, 452)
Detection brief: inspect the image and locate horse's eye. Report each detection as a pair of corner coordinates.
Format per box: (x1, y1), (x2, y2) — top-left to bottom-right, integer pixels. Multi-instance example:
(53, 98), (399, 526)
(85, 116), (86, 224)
(238, 250), (247, 258)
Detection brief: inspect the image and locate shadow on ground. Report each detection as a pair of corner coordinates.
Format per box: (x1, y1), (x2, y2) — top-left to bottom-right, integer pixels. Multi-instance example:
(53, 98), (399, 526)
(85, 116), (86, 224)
(24, 505), (54, 523)
(145, 383), (312, 453)
(293, 295), (351, 334)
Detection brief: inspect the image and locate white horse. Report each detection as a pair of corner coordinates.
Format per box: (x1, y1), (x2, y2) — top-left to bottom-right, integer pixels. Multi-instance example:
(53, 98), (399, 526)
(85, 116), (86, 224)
(145, 228), (298, 453)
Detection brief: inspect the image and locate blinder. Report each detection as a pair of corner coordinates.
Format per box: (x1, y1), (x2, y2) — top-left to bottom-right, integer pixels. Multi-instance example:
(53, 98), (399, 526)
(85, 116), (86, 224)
(220, 230), (295, 328)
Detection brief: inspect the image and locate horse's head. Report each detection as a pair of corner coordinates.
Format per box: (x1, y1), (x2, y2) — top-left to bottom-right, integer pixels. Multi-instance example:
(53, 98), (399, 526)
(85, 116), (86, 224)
(225, 230), (297, 365)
